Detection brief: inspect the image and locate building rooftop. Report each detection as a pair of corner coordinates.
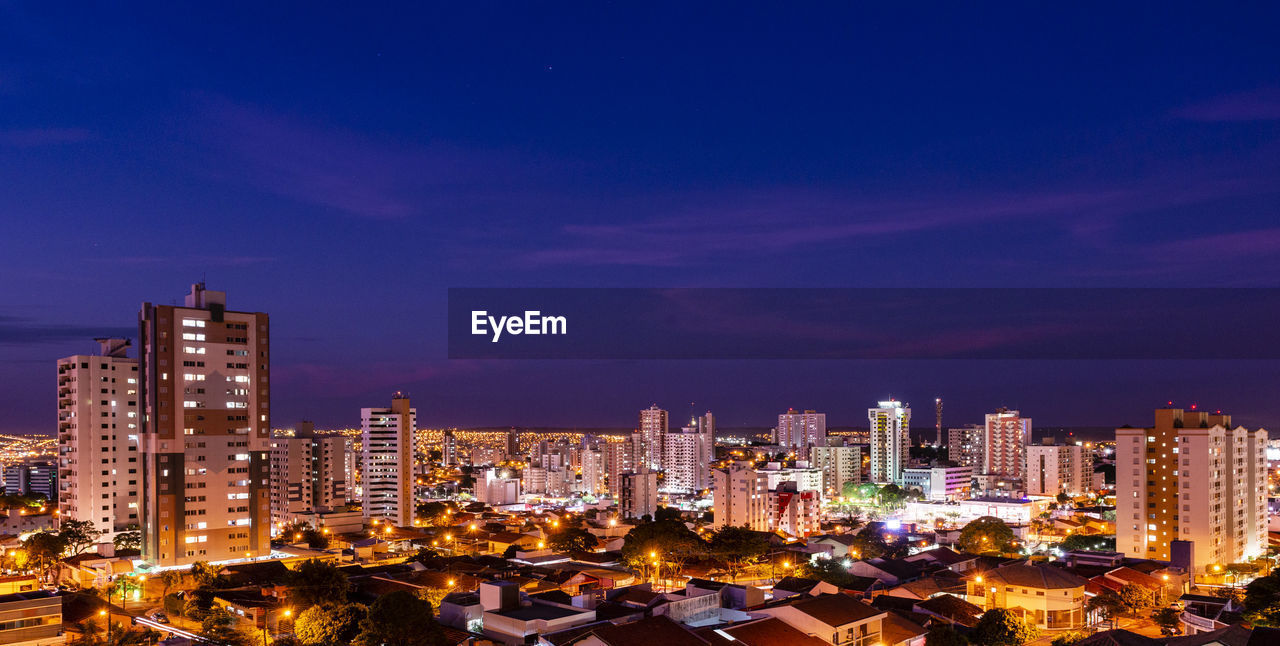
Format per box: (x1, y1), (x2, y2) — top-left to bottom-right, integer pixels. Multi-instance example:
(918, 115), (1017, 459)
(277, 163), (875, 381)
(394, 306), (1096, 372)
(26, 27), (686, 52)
(787, 593), (885, 627)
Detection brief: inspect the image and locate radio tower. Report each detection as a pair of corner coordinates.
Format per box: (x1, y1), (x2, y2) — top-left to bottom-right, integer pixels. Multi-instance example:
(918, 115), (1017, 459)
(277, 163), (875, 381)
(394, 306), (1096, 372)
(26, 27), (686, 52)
(935, 398), (943, 448)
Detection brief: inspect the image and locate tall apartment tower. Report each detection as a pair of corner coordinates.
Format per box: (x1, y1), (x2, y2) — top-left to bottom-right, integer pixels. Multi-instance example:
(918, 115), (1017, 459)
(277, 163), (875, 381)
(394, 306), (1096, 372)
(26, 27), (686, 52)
(868, 400), (910, 485)
(57, 338), (141, 538)
(711, 462), (769, 531)
(947, 425), (984, 469)
(580, 448), (604, 495)
(602, 440), (635, 495)
(984, 409), (1031, 484)
(361, 394), (416, 527)
(776, 409), (826, 450)
(1117, 408), (1267, 572)
(1025, 442), (1092, 497)
(809, 444), (862, 497)
(138, 284), (271, 566)
(618, 470), (658, 519)
(269, 422), (350, 524)
(638, 405), (668, 471)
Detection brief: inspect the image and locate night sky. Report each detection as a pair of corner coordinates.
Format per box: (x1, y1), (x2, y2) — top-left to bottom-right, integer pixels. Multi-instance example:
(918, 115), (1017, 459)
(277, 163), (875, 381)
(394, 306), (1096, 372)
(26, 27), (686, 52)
(4, 4), (1280, 434)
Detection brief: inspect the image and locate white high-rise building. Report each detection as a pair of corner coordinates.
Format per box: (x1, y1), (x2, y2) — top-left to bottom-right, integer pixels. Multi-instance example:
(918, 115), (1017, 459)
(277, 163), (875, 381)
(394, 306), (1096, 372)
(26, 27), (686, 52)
(361, 394), (416, 527)
(776, 409), (826, 450)
(662, 413), (714, 494)
(1025, 443), (1092, 497)
(984, 409), (1031, 484)
(602, 440), (635, 495)
(1117, 408), (1268, 573)
(638, 405), (668, 471)
(580, 448), (604, 495)
(139, 284), (271, 566)
(57, 338), (141, 539)
(869, 400), (910, 484)
(809, 445), (863, 497)
(711, 462), (769, 531)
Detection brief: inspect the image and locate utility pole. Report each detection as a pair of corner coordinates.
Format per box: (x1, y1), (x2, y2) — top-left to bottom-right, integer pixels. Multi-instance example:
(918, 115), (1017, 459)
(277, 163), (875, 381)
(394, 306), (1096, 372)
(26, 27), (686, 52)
(935, 398), (943, 448)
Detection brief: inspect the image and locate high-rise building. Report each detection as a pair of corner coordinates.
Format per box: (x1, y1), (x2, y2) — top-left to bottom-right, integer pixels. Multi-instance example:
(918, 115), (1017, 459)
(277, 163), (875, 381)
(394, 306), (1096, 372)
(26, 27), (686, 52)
(809, 444), (863, 497)
(270, 422), (350, 525)
(869, 400), (910, 485)
(602, 440), (635, 495)
(1025, 442), (1092, 497)
(1117, 408), (1267, 572)
(138, 284), (271, 566)
(361, 394), (415, 527)
(661, 416), (714, 494)
(947, 425), (984, 469)
(776, 409), (826, 450)
(638, 405), (668, 471)
(57, 338), (140, 538)
(711, 462), (769, 531)
(580, 448), (604, 495)
(902, 465), (973, 501)
(984, 409), (1031, 484)
(618, 470), (658, 519)
(769, 482), (821, 538)
(6, 459), (59, 501)
(442, 429), (457, 466)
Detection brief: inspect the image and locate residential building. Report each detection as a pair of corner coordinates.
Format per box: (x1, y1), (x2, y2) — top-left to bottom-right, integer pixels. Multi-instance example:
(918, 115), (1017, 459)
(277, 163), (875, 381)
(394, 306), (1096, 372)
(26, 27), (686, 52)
(809, 444), (862, 497)
(476, 468), (520, 506)
(712, 462), (768, 531)
(138, 283), (271, 566)
(983, 409), (1031, 485)
(869, 400), (910, 485)
(770, 482), (821, 538)
(619, 470), (658, 519)
(4, 459), (58, 501)
(777, 409), (826, 450)
(1116, 408), (1268, 572)
(964, 563), (1088, 629)
(0, 590), (63, 644)
(361, 394), (415, 527)
(442, 429), (457, 466)
(638, 405), (668, 471)
(947, 425), (984, 469)
(901, 465), (973, 502)
(269, 421), (349, 525)
(56, 337), (140, 538)
(1025, 442), (1093, 497)
(662, 417), (713, 494)
(757, 593), (888, 646)
(759, 463), (823, 495)
(601, 440), (635, 496)
(580, 448), (604, 495)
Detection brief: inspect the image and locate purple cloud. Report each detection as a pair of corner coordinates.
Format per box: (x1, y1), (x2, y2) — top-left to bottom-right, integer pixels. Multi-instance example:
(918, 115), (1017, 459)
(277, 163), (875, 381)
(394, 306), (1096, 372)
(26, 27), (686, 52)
(1172, 87), (1280, 122)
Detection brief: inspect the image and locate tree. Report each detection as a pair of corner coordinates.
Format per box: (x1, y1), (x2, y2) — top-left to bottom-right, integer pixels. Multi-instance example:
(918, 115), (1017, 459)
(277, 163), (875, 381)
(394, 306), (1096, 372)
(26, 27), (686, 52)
(296, 603), (367, 646)
(502, 544), (519, 559)
(653, 506), (683, 522)
(1118, 583), (1155, 613)
(1056, 492), (1071, 506)
(957, 516), (1016, 554)
(183, 586), (216, 620)
(112, 530), (142, 552)
(620, 519), (705, 581)
(548, 527), (596, 553)
(354, 590), (446, 646)
(1244, 571), (1280, 615)
(708, 526), (769, 582)
(415, 502), (453, 527)
(188, 561), (224, 588)
(847, 522), (910, 560)
(159, 570), (183, 598)
(1088, 590), (1126, 627)
(971, 608), (1038, 646)
(200, 606), (252, 646)
(287, 559), (350, 610)
(1051, 631), (1087, 646)
(60, 519), (103, 556)
(878, 484), (908, 509)
(1152, 607), (1181, 635)
(924, 624), (969, 646)
(1059, 533), (1115, 552)
(22, 531), (67, 581)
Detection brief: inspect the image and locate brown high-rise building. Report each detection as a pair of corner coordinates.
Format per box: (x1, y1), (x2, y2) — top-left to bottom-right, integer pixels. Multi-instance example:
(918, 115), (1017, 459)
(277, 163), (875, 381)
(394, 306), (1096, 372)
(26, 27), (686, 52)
(139, 284), (271, 566)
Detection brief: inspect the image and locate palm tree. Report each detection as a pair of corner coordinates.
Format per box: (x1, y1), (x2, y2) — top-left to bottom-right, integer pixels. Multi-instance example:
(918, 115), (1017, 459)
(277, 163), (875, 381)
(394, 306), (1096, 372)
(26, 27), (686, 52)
(159, 570), (183, 597)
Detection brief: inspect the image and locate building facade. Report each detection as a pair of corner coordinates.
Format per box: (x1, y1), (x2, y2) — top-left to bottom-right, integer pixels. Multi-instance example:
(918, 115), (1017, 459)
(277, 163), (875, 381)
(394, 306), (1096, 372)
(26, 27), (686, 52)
(269, 421), (350, 525)
(638, 405), (668, 471)
(902, 465), (974, 502)
(711, 462), (769, 531)
(947, 424), (984, 469)
(869, 400), (910, 485)
(57, 338), (140, 538)
(619, 470), (658, 519)
(809, 444), (862, 497)
(777, 409), (826, 450)
(361, 394), (416, 527)
(139, 284), (271, 566)
(1025, 443), (1092, 497)
(1116, 408), (1268, 572)
(983, 409), (1031, 484)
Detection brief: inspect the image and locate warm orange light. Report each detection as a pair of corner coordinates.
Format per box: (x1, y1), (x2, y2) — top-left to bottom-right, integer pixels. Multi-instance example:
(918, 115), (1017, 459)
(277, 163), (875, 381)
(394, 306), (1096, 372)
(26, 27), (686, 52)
(975, 575), (983, 584)
(282, 609), (292, 618)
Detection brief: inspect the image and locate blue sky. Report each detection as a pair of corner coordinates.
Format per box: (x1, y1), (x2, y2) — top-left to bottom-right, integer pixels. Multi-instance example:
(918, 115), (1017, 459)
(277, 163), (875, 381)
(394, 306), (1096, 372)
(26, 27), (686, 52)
(3, 3), (1280, 432)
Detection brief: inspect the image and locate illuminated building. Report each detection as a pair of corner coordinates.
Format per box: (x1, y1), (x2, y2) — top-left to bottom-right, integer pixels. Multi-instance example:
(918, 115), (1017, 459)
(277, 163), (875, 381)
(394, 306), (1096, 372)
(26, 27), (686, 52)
(638, 404), (668, 471)
(711, 462), (768, 531)
(270, 421), (349, 524)
(983, 409), (1031, 486)
(776, 409), (825, 450)
(361, 394), (415, 527)
(1025, 441), (1092, 496)
(869, 400), (910, 485)
(809, 444), (862, 497)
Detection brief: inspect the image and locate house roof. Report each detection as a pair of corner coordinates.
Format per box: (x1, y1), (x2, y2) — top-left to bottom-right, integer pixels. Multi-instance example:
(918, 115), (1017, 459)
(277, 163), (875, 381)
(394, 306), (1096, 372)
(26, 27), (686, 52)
(773, 576), (821, 594)
(914, 594), (983, 627)
(716, 617), (828, 646)
(881, 610), (928, 646)
(577, 615), (710, 646)
(788, 593), (885, 627)
(907, 546), (973, 566)
(981, 562), (1089, 590)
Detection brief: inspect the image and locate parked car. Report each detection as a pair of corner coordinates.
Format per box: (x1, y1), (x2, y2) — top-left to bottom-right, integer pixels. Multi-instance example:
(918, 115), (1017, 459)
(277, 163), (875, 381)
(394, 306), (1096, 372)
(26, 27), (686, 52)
(148, 611), (169, 624)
